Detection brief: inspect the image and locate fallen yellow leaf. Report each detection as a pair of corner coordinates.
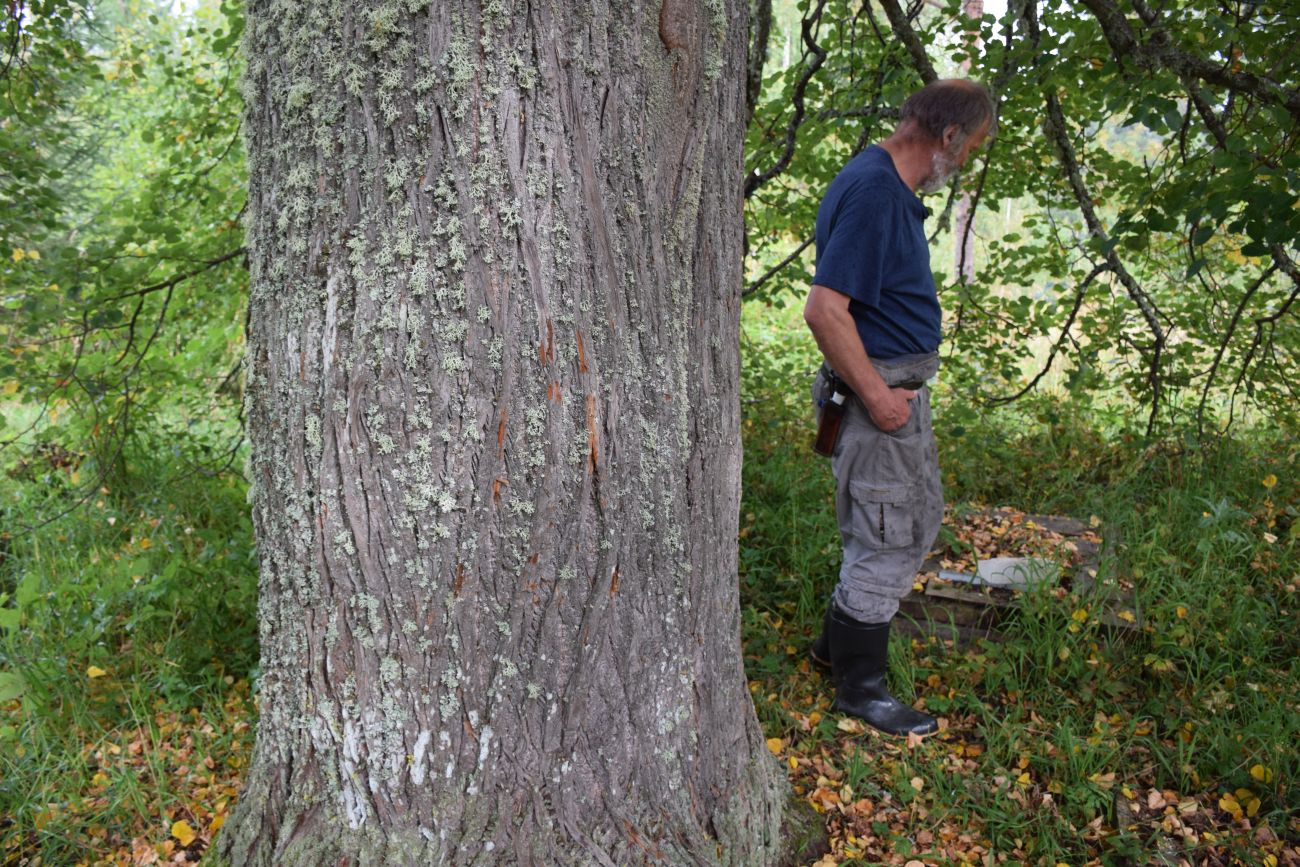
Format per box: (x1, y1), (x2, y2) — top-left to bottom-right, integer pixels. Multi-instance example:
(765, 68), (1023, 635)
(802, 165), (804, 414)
(765, 737), (783, 756)
(1117, 610), (1136, 623)
(87, 666), (108, 678)
(836, 717), (866, 735)
(171, 820), (196, 847)
(1250, 764), (1274, 784)
(1262, 474), (1277, 489)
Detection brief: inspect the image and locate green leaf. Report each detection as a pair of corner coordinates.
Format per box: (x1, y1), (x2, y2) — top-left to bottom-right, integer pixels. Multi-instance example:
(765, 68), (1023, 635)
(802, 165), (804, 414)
(14, 573), (39, 608)
(0, 672), (25, 702)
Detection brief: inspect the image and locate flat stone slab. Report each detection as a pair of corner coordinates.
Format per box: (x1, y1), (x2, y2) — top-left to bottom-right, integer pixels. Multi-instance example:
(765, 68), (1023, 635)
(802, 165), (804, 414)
(975, 556), (1060, 589)
(896, 508), (1124, 645)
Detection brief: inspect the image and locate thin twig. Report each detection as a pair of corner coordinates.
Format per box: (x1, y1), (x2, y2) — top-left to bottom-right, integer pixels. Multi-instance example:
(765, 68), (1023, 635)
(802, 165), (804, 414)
(988, 263), (1111, 404)
(743, 237), (814, 298)
(1195, 264), (1279, 435)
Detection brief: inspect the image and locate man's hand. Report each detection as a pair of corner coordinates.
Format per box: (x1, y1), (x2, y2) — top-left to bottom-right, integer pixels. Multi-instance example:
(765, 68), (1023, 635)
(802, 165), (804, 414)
(805, 284), (917, 432)
(863, 385), (917, 433)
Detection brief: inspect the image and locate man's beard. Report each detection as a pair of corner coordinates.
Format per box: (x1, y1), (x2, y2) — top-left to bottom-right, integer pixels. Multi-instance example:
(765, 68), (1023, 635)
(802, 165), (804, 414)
(916, 141), (963, 194)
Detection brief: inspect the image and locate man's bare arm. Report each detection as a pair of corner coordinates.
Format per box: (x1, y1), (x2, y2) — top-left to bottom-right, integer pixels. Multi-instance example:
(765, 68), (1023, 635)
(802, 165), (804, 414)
(803, 284), (916, 433)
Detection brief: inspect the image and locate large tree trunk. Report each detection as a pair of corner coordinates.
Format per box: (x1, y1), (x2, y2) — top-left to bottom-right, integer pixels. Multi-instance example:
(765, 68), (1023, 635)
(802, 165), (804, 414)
(216, 0), (790, 864)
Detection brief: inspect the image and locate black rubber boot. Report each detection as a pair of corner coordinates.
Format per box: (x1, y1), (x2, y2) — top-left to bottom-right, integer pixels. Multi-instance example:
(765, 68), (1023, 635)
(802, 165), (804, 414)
(809, 603), (832, 671)
(828, 605), (938, 737)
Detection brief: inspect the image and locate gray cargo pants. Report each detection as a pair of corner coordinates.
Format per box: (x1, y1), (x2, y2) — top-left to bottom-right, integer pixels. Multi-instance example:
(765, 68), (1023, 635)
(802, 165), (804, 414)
(812, 353), (943, 624)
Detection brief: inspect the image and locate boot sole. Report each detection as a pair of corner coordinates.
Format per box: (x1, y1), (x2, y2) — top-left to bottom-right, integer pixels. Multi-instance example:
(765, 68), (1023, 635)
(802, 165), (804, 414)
(832, 705), (939, 738)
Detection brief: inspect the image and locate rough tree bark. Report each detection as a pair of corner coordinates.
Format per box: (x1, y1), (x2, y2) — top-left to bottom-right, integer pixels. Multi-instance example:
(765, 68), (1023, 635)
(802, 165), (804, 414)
(214, 0), (792, 864)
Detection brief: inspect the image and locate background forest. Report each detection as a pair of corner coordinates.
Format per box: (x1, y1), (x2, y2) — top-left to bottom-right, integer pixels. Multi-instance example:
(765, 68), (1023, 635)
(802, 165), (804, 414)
(1, 0), (1297, 864)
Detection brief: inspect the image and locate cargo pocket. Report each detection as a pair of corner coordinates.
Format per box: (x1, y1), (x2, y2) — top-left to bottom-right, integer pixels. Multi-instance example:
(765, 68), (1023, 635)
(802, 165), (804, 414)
(850, 481), (916, 550)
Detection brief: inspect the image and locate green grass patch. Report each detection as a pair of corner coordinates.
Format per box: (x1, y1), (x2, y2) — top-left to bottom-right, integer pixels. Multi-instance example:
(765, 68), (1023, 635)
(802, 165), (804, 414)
(739, 307), (1299, 864)
(0, 429), (258, 865)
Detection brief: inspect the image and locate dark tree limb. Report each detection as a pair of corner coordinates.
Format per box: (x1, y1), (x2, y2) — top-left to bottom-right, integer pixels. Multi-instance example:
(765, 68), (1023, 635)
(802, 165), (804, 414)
(94, 247), (246, 307)
(877, 0), (938, 83)
(1041, 97), (1167, 433)
(1080, 0), (1300, 121)
(746, 0), (773, 125)
(1188, 85), (1231, 148)
(1023, 0), (1166, 433)
(744, 0), (829, 198)
(743, 236), (814, 298)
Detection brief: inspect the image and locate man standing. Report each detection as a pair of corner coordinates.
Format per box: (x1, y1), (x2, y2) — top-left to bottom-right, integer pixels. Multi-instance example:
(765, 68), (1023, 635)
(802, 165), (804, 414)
(805, 79), (993, 737)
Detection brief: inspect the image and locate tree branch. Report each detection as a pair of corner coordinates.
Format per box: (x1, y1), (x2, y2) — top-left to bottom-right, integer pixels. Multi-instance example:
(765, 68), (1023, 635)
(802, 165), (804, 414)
(743, 0), (829, 198)
(1080, 0), (1300, 121)
(743, 236), (814, 298)
(1194, 263), (1278, 435)
(1024, 0), (1166, 433)
(989, 262), (1110, 404)
(876, 0), (938, 84)
(746, 0), (773, 125)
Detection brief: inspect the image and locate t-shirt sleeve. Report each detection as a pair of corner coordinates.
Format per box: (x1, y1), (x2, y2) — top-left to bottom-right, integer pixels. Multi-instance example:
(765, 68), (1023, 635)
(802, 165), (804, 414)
(812, 183), (898, 309)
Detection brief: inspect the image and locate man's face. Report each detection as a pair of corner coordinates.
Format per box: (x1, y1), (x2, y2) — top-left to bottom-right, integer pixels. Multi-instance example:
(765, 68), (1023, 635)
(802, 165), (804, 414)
(917, 121), (990, 194)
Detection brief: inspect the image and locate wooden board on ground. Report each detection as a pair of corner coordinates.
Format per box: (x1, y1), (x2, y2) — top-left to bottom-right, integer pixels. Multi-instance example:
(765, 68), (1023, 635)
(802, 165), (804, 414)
(894, 505), (1135, 645)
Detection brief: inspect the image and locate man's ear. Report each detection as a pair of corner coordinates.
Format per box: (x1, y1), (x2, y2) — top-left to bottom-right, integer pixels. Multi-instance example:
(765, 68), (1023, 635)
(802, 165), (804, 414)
(941, 124), (961, 149)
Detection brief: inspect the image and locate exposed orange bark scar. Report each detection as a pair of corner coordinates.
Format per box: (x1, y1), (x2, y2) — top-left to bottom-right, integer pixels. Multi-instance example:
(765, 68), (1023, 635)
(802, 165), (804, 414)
(538, 319), (555, 365)
(497, 410), (508, 456)
(576, 331), (588, 373)
(585, 394), (599, 470)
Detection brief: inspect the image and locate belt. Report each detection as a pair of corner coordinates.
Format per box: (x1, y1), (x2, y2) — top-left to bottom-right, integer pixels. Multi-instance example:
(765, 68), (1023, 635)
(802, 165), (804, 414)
(821, 363), (926, 393)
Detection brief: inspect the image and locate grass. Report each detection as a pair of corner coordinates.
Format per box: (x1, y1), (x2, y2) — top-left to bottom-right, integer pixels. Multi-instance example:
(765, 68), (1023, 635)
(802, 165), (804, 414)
(0, 427), (258, 865)
(739, 304), (1299, 865)
(0, 304), (1296, 866)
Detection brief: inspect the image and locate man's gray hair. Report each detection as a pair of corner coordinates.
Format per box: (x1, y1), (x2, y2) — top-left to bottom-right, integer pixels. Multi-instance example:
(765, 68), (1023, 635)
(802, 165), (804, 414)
(899, 79), (995, 143)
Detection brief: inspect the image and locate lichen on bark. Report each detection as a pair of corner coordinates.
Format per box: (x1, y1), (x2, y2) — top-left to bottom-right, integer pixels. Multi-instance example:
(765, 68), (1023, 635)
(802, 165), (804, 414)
(216, 1), (788, 863)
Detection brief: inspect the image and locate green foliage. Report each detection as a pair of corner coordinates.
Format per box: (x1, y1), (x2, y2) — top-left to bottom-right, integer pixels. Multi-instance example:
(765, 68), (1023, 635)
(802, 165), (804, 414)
(745, 0), (1300, 436)
(1, 0), (246, 513)
(0, 431), (258, 864)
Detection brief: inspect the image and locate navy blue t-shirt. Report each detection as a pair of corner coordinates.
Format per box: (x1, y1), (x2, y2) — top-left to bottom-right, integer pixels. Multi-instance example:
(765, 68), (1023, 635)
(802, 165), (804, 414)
(812, 145), (940, 360)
